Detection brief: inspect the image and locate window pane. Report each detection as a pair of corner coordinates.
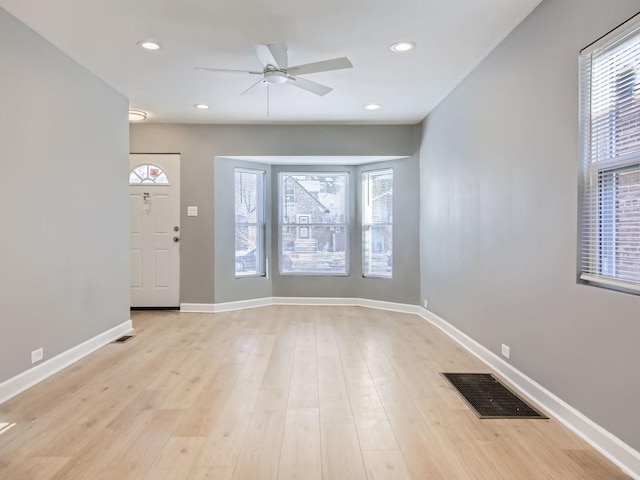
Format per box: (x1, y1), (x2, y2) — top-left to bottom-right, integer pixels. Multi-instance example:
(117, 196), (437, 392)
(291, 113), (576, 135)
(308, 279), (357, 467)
(281, 173), (347, 224)
(235, 225), (261, 276)
(235, 169), (264, 277)
(363, 169), (392, 278)
(366, 171), (393, 224)
(281, 226), (347, 274)
(235, 170), (259, 224)
(615, 167), (640, 281)
(590, 36), (640, 165)
(129, 164), (169, 185)
(279, 172), (349, 275)
(364, 225), (392, 277)
(601, 165), (640, 282)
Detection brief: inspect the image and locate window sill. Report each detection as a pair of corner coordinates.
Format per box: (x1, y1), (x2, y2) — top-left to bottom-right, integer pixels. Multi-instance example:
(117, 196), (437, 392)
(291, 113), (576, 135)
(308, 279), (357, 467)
(580, 273), (640, 295)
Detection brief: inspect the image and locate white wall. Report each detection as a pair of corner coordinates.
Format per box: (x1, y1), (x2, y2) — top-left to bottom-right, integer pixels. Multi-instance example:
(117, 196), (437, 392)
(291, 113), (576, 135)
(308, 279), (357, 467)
(420, 0), (640, 451)
(0, 7), (130, 383)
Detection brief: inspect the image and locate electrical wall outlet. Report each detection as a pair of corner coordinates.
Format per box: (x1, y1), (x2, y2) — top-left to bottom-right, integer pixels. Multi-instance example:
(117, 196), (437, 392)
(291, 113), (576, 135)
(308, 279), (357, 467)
(31, 348), (43, 364)
(424, 300), (429, 309)
(501, 344), (510, 359)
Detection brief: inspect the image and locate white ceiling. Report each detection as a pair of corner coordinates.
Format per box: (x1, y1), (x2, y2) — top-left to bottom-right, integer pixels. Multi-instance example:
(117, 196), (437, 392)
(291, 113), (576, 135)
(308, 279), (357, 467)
(1, 0), (541, 124)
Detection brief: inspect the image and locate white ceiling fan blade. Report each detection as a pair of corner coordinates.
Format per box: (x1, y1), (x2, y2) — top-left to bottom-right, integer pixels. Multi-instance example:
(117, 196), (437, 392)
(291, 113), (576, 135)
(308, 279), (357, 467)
(256, 44), (288, 69)
(194, 67), (262, 75)
(287, 76), (332, 96)
(287, 57), (352, 76)
(241, 79), (265, 96)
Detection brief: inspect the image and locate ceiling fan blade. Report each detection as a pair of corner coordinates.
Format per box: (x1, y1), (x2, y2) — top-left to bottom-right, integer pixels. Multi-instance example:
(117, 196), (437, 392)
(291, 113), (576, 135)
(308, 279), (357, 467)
(287, 57), (352, 76)
(194, 67), (262, 75)
(241, 79), (265, 96)
(287, 76), (332, 96)
(256, 44), (288, 69)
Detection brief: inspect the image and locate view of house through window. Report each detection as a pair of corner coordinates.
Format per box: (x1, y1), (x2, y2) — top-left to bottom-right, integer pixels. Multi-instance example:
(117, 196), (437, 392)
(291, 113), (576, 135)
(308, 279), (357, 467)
(580, 16), (640, 292)
(235, 168), (265, 277)
(363, 169), (393, 278)
(280, 172), (348, 275)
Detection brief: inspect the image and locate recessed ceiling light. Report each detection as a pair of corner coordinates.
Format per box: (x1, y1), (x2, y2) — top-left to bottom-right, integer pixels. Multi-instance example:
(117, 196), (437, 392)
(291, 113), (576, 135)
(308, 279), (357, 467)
(390, 41), (416, 53)
(137, 40), (162, 50)
(194, 104), (209, 109)
(365, 104), (382, 110)
(129, 109), (147, 121)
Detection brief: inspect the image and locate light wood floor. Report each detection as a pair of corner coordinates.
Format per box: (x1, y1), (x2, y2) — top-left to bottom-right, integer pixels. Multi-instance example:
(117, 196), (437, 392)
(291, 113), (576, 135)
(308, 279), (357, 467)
(0, 306), (629, 479)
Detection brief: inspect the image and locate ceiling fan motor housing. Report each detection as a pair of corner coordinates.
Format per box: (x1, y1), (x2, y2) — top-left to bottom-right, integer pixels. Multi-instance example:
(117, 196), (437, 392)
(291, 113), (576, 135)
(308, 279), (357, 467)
(263, 70), (288, 84)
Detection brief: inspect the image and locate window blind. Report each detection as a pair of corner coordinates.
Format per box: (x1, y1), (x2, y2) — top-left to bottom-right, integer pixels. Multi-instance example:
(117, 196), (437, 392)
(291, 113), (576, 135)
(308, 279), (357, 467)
(580, 15), (640, 292)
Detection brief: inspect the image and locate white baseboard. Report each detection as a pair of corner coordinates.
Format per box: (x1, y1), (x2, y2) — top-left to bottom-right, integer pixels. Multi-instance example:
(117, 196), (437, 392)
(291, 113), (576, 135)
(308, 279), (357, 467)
(180, 303), (217, 312)
(273, 296), (356, 306)
(417, 308), (640, 480)
(0, 320), (133, 406)
(181, 298), (272, 313)
(357, 298), (422, 314)
(183, 297), (422, 314)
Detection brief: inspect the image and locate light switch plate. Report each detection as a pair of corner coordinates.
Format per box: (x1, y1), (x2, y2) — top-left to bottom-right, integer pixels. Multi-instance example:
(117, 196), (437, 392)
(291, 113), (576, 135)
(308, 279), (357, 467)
(187, 206), (198, 217)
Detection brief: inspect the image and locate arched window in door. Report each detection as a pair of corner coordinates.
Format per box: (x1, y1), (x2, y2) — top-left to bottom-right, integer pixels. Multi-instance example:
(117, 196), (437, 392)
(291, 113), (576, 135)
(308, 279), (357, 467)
(129, 164), (170, 185)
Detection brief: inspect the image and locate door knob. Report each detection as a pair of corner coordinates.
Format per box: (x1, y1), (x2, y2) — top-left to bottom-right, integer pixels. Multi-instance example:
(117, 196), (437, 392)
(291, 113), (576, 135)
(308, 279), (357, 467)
(173, 236), (180, 243)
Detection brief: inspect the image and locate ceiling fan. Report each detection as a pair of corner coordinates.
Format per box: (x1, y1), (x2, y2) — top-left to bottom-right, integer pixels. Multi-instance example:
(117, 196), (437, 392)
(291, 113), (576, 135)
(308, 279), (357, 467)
(195, 44), (353, 96)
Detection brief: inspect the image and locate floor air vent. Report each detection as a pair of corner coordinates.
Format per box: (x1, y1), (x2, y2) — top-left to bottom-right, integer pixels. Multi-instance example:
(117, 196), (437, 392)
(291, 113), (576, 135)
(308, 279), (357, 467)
(113, 335), (134, 343)
(441, 373), (547, 419)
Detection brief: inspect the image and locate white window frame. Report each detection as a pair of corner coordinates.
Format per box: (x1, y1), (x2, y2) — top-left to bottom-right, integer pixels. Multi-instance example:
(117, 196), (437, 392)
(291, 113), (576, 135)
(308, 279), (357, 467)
(234, 168), (266, 278)
(279, 172), (350, 276)
(362, 168), (393, 279)
(580, 14), (640, 294)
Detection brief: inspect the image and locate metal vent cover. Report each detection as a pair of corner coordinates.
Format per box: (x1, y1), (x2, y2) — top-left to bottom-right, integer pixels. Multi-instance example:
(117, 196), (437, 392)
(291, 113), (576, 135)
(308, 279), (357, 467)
(441, 373), (547, 419)
(113, 335), (134, 343)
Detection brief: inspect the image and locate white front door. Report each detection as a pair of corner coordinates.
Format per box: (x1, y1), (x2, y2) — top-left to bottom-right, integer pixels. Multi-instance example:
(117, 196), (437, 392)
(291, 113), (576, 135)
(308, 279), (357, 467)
(129, 154), (180, 307)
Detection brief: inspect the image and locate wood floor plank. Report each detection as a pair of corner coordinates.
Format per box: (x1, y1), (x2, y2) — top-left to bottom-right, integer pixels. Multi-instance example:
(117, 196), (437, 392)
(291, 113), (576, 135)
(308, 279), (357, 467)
(277, 408), (322, 480)
(362, 450), (413, 480)
(91, 408), (181, 480)
(318, 355), (353, 423)
(0, 455), (70, 480)
(231, 389), (288, 480)
(287, 360), (318, 409)
(320, 422), (368, 480)
(287, 320), (318, 409)
(355, 415), (399, 451)
(188, 467), (235, 480)
(142, 436), (206, 480)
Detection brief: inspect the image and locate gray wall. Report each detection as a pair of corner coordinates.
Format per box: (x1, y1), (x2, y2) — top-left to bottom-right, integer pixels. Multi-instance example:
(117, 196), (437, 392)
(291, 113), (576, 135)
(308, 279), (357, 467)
(0, 8), (129, 383)
(419, 0), (640, 450)
(130, 124), (420, 305)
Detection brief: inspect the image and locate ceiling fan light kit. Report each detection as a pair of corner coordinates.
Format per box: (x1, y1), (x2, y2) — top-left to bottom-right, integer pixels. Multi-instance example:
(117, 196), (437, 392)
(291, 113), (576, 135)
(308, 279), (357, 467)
(195, 44), (353, 97)
(128, 109), (148, 121)
(264, 70), (288, 84)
